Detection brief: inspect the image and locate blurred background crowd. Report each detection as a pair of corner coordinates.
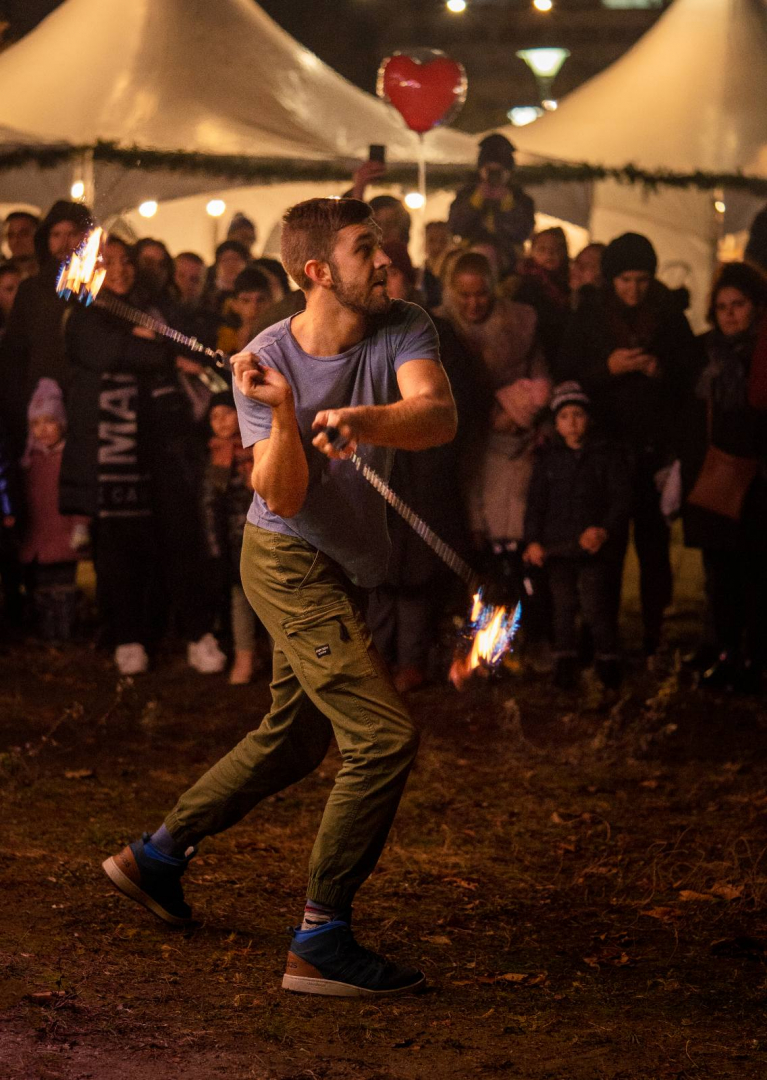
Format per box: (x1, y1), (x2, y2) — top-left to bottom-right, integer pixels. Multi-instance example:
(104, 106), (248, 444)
(1, 132), (765, 698)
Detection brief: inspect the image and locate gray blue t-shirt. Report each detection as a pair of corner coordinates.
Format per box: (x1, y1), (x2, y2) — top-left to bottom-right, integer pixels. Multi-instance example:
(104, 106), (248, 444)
(233, 299), (441, 588)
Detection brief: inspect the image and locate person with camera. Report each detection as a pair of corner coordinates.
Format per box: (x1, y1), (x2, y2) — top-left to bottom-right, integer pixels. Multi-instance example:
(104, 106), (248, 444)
(448, 133), (536, 275)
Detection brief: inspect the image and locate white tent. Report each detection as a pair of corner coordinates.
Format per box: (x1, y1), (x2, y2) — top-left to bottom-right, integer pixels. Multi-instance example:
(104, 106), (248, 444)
(0, 0), (476, 215)
(505, 0), (767, 327)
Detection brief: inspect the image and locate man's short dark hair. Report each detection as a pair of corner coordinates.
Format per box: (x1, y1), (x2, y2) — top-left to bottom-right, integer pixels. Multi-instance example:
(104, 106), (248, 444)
(233, 267), (271, 297)
(175, 250), (205, 266)
(281, 198), (374, 291)
(5, 210), (39, 229)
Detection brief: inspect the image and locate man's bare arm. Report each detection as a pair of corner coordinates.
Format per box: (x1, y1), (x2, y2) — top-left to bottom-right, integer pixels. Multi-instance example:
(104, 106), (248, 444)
(232, 352), (308, 519)
(312, 358), (457, 458)
(250, 401), (308, 518)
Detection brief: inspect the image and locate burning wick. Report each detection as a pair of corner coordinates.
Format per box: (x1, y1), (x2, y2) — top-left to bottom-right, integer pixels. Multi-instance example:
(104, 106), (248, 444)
(56, 227), (106, 305)
(449, 590), (522, 692)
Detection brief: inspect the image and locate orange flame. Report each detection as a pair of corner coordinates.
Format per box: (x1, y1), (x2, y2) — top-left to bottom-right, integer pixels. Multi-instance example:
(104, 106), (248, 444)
(450, 591), (522, 691)
(56, 227), (105, 305)
(468, 603), (509, 672)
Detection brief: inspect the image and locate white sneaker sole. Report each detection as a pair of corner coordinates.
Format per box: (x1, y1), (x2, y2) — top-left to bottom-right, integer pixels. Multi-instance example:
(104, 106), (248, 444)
(281, 972), (426, 997)
(102, 856), (191, 927)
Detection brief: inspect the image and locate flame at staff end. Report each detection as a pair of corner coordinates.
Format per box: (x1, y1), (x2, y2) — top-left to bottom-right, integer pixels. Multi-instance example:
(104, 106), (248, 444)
(56, 227), (105, 306)
(450, 589), (522, 691)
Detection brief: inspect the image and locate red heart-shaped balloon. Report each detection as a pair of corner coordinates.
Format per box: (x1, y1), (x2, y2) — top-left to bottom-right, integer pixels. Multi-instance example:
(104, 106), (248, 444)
(381, 54), (467, 134)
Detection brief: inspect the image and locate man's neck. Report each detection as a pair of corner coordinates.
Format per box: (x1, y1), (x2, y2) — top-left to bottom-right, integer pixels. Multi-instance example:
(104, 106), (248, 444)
(291, 293), (369, 357)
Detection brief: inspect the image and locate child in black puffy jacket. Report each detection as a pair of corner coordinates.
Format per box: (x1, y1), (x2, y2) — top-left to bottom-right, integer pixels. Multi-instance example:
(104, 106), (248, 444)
(524, 382), (630, 689)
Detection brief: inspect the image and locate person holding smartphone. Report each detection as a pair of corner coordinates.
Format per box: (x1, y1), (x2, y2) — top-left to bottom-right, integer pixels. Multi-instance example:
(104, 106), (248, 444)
(448, 133), (535, 276)
(348, 146), (412, 245)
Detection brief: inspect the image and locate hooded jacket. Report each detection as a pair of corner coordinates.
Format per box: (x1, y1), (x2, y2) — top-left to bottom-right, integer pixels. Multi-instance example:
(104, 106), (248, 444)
(0, 201), (92, 458)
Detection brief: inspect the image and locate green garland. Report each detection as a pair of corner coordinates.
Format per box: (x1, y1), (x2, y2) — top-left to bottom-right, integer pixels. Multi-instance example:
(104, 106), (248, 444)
(2, 139), (767, 196)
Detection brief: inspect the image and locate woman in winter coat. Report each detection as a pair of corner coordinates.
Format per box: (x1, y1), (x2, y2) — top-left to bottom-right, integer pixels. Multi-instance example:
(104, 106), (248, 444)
(680, 262), (767, 693)
(60, 235), (225, 676)
(557, 232), (700, 662)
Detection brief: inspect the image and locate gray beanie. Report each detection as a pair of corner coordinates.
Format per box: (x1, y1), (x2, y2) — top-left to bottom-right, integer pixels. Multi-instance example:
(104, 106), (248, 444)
(551, 380), (590, 416)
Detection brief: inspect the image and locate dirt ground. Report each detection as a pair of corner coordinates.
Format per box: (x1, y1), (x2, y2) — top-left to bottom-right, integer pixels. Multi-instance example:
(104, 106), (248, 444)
(1, 552), (766, 1080)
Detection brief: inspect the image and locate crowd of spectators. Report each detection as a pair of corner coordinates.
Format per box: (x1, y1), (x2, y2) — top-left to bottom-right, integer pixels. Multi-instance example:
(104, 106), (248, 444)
(0, 132), (765, 698)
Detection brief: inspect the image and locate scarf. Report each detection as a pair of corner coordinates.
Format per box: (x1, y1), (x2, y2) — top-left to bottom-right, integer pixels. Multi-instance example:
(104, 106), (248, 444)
(697, 330), (754, 412)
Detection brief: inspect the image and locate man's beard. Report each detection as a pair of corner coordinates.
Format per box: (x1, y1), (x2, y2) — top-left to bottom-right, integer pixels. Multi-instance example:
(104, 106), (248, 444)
(329, 263), (391, 317)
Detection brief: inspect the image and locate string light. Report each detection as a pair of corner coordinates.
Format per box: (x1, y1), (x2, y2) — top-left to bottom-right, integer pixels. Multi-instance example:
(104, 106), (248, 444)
(206, 199), (226, 217)
(534, 0), (553, 10)
(404, 191), (425, 209)
(70, 180), (85, 200)
(138, 200), (158, 218)
(446, 0), (467, 12)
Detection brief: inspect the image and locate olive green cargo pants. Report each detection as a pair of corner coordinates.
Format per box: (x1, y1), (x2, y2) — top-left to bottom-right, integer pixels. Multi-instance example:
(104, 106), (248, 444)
(164, 524), (419, 909)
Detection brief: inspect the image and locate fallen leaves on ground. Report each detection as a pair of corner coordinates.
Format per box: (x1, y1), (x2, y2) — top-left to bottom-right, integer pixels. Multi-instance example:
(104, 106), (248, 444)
(583, 947), (631, 969)
(478, 972), (548, 987)
(642, 907), (683, 922)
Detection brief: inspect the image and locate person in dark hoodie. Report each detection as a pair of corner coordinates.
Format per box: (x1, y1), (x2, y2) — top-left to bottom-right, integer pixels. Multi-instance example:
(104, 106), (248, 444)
(0, 199), (91, 458)
(61, 234), (225, 677)
(557, 232), (700, 663)
(524, 382), (630, 690)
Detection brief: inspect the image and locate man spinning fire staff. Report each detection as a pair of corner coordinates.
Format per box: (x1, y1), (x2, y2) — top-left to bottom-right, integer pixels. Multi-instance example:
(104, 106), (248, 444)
(102, 198), (457, 998)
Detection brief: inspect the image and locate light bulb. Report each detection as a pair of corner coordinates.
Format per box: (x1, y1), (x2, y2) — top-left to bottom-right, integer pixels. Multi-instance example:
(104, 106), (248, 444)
(507, 106), (544, 126)
(446, 0), (467, 12)
(138, 200), (158, 219)
(70, 180), (85, 200)
(404, 192), (425, 210)
(206, 199), (226, 217)
(534, 0), (553, 10)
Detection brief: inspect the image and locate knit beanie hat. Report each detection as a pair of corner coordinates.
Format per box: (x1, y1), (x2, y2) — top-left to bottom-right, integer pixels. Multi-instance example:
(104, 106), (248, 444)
(601, 232), (657, 282)
(381, 240), (417, 288)
(28, 377), (66, 425)
(22, 378), (66, 465)
(551, 380), (590, 416)
(478, 133), (516, 171)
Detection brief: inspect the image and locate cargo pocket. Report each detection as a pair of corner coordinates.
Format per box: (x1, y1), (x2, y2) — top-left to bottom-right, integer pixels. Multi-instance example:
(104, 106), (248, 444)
(283, 600), (375, 690)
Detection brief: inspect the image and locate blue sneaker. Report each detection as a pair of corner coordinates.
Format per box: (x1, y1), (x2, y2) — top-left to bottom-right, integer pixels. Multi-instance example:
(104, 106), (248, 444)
(102, 833), (195, 927)
(282, 919), (425, 997)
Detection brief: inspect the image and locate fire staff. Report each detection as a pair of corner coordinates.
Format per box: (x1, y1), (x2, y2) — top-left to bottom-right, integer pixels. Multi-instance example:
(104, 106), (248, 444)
(102, 197), (457, 998)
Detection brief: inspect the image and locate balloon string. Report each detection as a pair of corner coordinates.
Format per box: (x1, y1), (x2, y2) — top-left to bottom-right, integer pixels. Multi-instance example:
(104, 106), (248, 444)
(418, 132), (427, 263)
